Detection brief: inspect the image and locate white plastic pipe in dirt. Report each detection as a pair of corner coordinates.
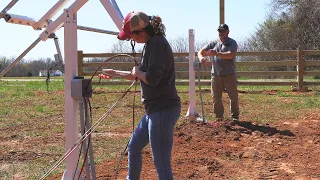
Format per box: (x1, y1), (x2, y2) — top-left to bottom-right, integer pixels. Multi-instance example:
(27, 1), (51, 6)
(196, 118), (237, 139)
(185, 29), (199, 122)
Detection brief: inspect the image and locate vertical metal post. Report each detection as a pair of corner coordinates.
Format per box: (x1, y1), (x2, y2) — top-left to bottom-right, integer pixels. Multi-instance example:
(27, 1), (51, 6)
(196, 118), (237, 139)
(53, 35), (64, 64)
(220, 0), (225, 24)
(186, 29), (198, 122)
(62, 9), (80, 180)
(197, 65), (206, 124)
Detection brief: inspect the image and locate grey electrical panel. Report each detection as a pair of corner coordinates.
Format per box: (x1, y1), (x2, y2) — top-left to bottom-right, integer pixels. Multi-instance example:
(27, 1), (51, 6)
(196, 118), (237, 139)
(71, 77), (92, 98)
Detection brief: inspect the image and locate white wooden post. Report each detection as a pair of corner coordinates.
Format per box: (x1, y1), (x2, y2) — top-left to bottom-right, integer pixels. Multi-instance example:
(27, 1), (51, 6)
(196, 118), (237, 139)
(185, 29), (198, 122)
(61, 9), (81, 180)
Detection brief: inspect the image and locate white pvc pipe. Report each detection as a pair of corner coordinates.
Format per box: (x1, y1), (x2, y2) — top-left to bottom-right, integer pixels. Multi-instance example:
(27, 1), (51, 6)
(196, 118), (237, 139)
(185, 29), (198, 122)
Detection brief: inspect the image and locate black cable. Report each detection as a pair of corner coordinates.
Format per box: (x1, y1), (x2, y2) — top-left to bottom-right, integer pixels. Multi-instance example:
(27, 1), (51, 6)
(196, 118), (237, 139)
(72, 97), (88, 180)
(114, 81), (138, 179)
(132, 84), (137, 136)
(114, 40), (142, 178)
(85, 54), (138, 96)
(129, 39), (138, 133)
(76, 97), (93, 180)
(40, 80), (137, 180)
(40, 54), (139, 180)
(76, 53), (139, 179)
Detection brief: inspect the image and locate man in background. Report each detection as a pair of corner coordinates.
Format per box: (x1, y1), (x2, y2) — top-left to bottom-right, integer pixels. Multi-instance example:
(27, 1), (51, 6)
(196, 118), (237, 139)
(197, 24), (239, 122)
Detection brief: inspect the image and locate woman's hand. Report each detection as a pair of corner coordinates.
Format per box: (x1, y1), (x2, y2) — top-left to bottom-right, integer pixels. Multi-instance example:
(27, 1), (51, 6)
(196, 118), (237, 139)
(98, 73), (112, 79)
(102, 69), (115, 76)
(99, 69), (116, 79)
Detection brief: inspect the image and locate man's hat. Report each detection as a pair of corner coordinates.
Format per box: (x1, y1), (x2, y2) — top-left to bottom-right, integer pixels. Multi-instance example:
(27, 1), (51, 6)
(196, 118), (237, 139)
(117, 11), (150, 40)
(217, 24), (229, 31)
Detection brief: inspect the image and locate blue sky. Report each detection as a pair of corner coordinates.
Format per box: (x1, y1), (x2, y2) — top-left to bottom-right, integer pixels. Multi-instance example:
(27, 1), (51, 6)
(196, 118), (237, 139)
(0, 0), (271, 60)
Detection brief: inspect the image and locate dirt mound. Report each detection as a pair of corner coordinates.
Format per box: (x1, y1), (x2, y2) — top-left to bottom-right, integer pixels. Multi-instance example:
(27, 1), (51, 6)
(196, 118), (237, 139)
(90, 117), (319, 180)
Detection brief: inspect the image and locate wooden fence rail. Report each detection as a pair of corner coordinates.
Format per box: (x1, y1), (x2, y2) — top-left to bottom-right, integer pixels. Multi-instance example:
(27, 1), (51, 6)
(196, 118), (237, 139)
(78, 47), (320, 91)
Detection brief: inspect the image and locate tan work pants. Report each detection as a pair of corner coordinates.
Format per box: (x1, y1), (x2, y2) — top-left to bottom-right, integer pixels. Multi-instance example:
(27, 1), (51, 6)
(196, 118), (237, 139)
(211, 73), (239, 119)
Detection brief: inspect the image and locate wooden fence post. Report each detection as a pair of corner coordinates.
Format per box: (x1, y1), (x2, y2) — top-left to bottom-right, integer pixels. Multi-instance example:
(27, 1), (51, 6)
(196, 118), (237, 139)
(78, 50), (84, 76)
(297, 46), (307, 92)
(220, 0), (225, 24)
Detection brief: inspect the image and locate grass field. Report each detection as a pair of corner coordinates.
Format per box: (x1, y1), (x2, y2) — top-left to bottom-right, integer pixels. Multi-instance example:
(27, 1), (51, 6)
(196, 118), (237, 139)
(0, 77), (319, 179)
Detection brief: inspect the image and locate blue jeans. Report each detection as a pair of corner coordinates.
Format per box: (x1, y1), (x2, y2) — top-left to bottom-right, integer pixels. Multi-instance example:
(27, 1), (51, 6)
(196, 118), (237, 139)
(126, 107), (181, 180)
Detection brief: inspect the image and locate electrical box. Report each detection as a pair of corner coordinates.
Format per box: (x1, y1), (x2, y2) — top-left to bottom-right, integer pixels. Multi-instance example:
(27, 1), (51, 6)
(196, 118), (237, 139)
(71, 76), (92, 99)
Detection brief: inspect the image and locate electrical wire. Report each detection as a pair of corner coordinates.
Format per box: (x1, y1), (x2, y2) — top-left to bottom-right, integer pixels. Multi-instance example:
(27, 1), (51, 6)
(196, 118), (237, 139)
(40, 80), (136, 180)
(71, 53), (139, 179)
(114, 40), (140, 178)
(40, 54), (138, 180)
(75, 53), (139, 179)
(86, 54), (138, 94)
(73, 98), (91, 180)
(114, 82), (138, 179)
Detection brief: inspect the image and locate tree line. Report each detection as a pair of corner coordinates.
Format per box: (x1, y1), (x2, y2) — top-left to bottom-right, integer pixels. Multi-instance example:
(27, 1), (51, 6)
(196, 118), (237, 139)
(240, 0), (320, 75)
(1, 0), (319, 77)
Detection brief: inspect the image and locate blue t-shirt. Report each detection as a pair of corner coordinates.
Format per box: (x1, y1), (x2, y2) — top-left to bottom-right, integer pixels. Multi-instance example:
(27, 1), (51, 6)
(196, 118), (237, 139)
(203, 37), (238, 76)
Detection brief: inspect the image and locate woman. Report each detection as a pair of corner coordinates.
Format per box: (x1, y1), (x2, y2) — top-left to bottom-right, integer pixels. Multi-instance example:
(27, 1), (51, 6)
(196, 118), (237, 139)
(100, 11), (181, 180)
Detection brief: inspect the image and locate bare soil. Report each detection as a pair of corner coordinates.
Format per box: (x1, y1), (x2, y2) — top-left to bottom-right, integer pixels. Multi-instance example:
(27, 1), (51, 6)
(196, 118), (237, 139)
(77, 112), (320, 180)
(4, 88), (317, 180)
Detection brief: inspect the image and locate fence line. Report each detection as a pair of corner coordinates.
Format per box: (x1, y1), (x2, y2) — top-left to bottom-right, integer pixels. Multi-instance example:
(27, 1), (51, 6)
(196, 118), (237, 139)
(77, 47), (320, 91)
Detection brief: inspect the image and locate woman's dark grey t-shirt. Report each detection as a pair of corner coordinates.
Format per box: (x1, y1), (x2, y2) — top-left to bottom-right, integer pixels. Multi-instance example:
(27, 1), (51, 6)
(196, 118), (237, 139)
(139, 35), (181, 114)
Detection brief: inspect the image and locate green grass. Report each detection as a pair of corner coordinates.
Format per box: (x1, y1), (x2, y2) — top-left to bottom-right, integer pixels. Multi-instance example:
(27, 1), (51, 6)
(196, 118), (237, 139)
(0, 78), (319, 178)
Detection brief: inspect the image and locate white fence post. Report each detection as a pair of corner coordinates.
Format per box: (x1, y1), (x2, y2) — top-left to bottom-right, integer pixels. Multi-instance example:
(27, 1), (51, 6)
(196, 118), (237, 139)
(185, 29), (198, 122)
